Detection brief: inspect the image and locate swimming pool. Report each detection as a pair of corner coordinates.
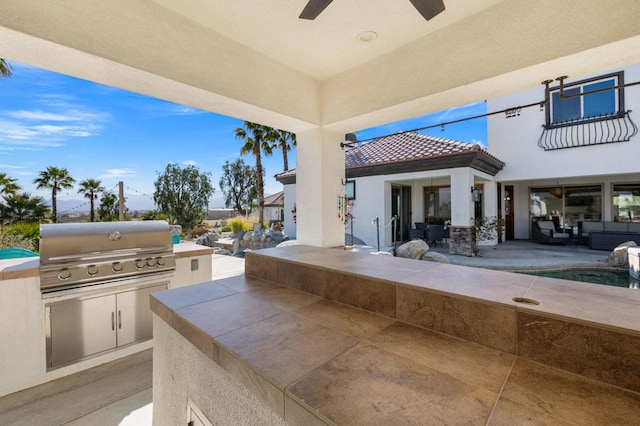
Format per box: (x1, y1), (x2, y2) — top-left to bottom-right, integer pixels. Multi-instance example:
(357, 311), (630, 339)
(519, 268), (639, 289)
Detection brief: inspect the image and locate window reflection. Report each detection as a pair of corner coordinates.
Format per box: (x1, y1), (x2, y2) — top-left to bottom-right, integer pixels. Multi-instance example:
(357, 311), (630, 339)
(530, 185), (602, 233)
(613, 184), (640, 222)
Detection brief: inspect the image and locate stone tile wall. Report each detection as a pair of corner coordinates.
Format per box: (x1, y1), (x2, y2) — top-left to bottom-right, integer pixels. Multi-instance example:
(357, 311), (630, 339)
(245, 247), (640, 393)
(449, 225), (473, 257)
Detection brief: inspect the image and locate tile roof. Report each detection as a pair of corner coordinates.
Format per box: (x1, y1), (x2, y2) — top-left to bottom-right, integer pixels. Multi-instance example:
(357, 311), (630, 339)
(275, 132), (504, 182)
(346, 132), (502, 168)
(263, 190), (284, 206)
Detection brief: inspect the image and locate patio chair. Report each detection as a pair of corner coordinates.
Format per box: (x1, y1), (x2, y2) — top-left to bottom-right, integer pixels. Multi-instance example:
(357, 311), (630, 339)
(532, 221), (572, 245)
(409, 222), (427, 240)
(426, 224), (445, 247)
(409, 228), (426, 240)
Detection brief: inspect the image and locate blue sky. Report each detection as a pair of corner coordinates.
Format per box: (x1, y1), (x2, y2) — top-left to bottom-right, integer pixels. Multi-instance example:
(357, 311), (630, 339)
(1, 61), (486, 212)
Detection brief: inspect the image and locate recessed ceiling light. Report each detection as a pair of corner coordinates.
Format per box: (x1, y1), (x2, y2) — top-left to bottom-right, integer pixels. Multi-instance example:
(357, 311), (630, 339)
(357, 31), (377, 43)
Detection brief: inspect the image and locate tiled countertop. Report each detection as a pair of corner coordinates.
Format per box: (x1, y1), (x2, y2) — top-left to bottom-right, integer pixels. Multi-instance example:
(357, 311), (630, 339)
(151, 245), (640, 425)
(0, 256), (39, 280)
(172, 241), (213, 258)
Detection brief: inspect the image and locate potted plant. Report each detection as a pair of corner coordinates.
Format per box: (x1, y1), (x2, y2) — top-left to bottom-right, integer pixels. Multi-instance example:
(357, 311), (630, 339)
(470, 216), (505, 256)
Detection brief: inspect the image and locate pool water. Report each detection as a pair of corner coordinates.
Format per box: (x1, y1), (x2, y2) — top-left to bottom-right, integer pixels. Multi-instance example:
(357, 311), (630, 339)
(520, 268), (639, 289)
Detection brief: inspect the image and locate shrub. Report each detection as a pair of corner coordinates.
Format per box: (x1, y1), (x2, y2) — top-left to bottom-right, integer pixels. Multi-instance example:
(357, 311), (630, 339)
(2, 222), (40, 252)
(0, 234), (34, 251)
(228, 217), (253, 234)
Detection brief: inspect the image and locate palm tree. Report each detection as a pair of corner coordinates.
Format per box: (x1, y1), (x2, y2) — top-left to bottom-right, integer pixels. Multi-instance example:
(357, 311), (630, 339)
(270, 129), (297, 171)
(0, 192), (49, 224)
(0, 59), (12, 78)
(235, 122), (274, 225)
(0, 172), (20, 198)
(33, 167), (75, 223)
(78, 178), (105, 222)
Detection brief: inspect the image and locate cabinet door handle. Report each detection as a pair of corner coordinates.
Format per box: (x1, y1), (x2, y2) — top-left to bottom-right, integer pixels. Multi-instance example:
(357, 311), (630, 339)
(118, 310), (122, 329)
(111, 312), (115, 331)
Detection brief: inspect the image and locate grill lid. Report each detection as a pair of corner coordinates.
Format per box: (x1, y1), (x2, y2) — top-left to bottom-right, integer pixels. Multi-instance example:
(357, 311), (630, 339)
(39, 220), (173, 265)
(39, 221), (176, 291)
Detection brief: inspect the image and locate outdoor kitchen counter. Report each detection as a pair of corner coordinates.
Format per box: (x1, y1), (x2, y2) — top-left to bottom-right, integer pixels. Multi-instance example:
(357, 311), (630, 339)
(172, 241), (214, 258)
(0, 241), (212, 399)
(151, 245), (640, 425)
(0, 256), (39, 280)
(0, 242), (211, 283)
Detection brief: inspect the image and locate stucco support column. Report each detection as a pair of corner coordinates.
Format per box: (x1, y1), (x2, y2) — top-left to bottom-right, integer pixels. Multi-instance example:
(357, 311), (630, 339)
(295, 128), (345, 247)
(482, 180), (500, 245)
(450, 169), (475, 227)
(483, 181), (498, 220)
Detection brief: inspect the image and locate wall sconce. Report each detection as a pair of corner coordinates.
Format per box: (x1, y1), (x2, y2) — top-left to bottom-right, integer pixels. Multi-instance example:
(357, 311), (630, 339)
(471, 187), (481, 203)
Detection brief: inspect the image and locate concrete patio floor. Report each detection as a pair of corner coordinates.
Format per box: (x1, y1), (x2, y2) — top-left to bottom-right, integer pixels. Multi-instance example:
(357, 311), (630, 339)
(430, 239), (611, 270)
(0, 243), (622, 425)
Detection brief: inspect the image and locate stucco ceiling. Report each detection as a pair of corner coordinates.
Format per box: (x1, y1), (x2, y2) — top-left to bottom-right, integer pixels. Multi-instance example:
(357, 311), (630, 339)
(150, 0), (504, 80)
(0, 0), (639, 134)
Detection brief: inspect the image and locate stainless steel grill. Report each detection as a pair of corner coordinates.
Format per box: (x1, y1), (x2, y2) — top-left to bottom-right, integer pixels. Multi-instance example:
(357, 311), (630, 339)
(39, 220), (176, 293)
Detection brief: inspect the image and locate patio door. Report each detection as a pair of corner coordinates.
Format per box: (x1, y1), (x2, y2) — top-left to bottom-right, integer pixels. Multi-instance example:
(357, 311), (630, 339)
(392, 185), (412, 242)
(504, 185), (514, 240)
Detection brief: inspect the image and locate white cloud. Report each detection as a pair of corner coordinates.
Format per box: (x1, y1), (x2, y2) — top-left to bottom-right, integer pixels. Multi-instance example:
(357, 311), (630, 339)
(100, 168), (137, 179)
(182, 160), (198, 166)
(6, 109), (108, 122)
(0, 101), (106, 151)
(170, 106), (206, 116)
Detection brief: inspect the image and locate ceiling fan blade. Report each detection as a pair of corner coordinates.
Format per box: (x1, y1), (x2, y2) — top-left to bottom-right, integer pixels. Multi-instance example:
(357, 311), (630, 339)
(299, 0), (334, 20)
(409, 0), (445, 21)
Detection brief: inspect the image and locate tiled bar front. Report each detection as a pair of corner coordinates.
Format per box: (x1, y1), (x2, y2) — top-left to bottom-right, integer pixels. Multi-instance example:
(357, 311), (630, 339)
(152, 245), (640, 424)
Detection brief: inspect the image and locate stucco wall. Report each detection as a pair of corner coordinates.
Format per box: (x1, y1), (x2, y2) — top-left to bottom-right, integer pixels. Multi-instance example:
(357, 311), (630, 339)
(488, 64), (640, 182)
(488, 63), (640, 239)
(152, 315), (285, 426)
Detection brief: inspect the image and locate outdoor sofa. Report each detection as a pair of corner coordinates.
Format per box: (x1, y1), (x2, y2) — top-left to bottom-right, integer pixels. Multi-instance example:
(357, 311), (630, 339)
(578, 221), (640, 251)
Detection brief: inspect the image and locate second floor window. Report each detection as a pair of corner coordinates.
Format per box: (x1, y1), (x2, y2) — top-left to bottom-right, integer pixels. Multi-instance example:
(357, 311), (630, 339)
(547, 72), (623, 127)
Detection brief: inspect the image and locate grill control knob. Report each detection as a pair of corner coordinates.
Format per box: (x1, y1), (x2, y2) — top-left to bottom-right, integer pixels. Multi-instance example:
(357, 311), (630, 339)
(112, 263), (123, 273)
(87, 265), (99, 276)
(58, 269), (71, 280)
(135, 259), (146, 269)
(156, 258), (165, 267)
(146, 258), (155, 268)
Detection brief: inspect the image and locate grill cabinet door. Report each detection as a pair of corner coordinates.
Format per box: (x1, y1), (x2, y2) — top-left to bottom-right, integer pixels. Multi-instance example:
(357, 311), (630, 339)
(49, 294), (117, 367)
(116, 284), (167, 347)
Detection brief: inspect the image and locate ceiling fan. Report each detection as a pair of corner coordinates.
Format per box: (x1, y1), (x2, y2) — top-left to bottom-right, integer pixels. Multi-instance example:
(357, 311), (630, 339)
(299, 0), (446, 21)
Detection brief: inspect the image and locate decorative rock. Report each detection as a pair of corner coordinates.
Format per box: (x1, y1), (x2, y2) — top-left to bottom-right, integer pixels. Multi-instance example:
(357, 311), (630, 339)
(212, 248), (232, 256)
(396, 240), (430, 259)
(195, 232), (220, 247)
(370, 251), (393, 256)
(232, 238), (241, 255)
(243, 231), (253, 241)
(169, 225), (182, 235)
(277, 240), (298, 247)
(421, 251), (450, 263)
(607, 241), (638, 267)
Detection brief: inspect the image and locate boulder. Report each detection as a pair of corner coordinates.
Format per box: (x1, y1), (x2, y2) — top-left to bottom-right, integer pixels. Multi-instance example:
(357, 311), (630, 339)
(232, 238), (242, 255)
(421, 251), (450, 264)
(607, 241), (638, 267)
(396, 240), (429, 259)
(277, 240), (298, 248)
(370, 251), (393, 256)
(212, 248), (232, 256)
(243, 231), (253, 241)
